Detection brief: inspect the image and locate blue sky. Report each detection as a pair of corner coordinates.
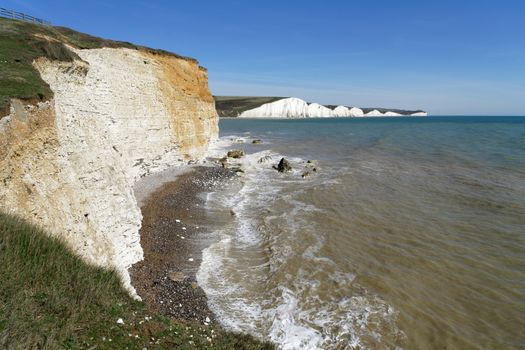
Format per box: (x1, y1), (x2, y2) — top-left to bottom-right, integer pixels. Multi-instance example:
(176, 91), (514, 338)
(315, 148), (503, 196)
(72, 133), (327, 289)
(4, 0), (525, 115)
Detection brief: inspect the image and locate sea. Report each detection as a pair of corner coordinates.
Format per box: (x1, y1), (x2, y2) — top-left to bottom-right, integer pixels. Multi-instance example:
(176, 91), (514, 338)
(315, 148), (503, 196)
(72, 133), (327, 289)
(196, 116), (525, 349)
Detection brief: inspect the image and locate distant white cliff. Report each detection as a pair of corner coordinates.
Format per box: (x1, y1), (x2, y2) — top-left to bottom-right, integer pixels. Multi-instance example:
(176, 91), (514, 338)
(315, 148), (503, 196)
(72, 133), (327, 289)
(239, 97), (307, 118)
(365, 109), (383, 117)
(307, 102), (333, 117)
(238, 97), (427, 118)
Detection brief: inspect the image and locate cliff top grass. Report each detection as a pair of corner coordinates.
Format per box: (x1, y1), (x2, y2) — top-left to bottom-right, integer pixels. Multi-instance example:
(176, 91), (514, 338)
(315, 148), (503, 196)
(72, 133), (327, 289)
(0, 17), (202, 116)
(0, 212), (274, 349)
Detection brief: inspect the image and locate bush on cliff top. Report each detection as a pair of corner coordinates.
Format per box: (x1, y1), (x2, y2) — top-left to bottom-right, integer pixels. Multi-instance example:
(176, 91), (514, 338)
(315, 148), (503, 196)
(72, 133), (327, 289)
(0, 212), (274, 349)
(0, 17), (199, 116)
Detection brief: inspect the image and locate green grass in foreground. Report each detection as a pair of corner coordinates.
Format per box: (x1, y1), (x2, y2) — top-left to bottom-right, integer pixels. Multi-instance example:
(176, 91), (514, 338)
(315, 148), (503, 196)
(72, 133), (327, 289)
(0, 212), (274, 349)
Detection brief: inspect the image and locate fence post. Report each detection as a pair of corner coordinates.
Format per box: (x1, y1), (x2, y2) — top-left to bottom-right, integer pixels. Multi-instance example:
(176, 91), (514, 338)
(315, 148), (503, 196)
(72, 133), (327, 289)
(1, 8), (50, 25)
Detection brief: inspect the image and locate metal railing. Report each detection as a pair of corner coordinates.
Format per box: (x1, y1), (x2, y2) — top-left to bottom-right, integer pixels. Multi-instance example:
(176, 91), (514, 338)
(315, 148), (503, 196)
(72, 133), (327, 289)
(0, 8), (51, 25)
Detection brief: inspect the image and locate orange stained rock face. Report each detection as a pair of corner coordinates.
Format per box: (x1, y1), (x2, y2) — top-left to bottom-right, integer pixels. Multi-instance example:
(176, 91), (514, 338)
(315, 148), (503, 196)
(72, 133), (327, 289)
(148, 52), (218, 159)
(0, 101), (58, 210)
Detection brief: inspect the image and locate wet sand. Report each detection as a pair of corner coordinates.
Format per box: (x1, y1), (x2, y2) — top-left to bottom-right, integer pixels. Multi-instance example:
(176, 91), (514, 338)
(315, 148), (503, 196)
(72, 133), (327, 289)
(129, 166), (234, 324)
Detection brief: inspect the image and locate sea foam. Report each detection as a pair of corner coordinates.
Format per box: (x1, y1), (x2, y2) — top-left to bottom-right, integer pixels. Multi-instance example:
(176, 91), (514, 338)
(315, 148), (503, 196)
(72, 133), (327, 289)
(197, 135), (402, 349)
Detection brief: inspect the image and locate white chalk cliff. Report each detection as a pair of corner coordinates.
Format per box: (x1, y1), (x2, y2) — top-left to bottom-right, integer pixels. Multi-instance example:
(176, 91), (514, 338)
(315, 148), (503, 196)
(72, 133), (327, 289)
(0, 46), (217, 297)
(307, 103), (334, 117)
(239, 97), (309, 118)
(384, 111), (403, 116)
(238, 97), (427, 118)
(365, 109), (384, 117)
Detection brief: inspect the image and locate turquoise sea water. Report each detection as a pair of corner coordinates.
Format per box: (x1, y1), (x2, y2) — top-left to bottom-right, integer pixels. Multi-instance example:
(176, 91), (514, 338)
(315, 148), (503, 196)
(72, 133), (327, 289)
(198, 117), (525, 349)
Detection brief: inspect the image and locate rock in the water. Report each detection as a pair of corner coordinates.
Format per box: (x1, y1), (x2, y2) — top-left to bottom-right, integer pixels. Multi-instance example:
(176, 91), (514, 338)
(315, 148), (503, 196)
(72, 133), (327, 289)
(218, 157), (228, 167)
(227, 150), (244, 159)
(258, 155), (272, 163)
(302, 171), (310, 178)
(230, 167), (244, 174)
(275, 158), (292, 172)
(252, 139), (262, 144)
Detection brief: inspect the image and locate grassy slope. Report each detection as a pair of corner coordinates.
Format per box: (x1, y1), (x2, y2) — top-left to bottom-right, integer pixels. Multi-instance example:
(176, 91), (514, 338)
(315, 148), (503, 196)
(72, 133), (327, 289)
(214, 96), (425, 117)
(0, 17), (199, 116)
(0, 212), (274, 350)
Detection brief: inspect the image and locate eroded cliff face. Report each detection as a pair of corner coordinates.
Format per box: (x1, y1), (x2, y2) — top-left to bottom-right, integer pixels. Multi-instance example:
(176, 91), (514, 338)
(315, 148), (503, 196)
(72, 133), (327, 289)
(0, 46), (217, 296)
